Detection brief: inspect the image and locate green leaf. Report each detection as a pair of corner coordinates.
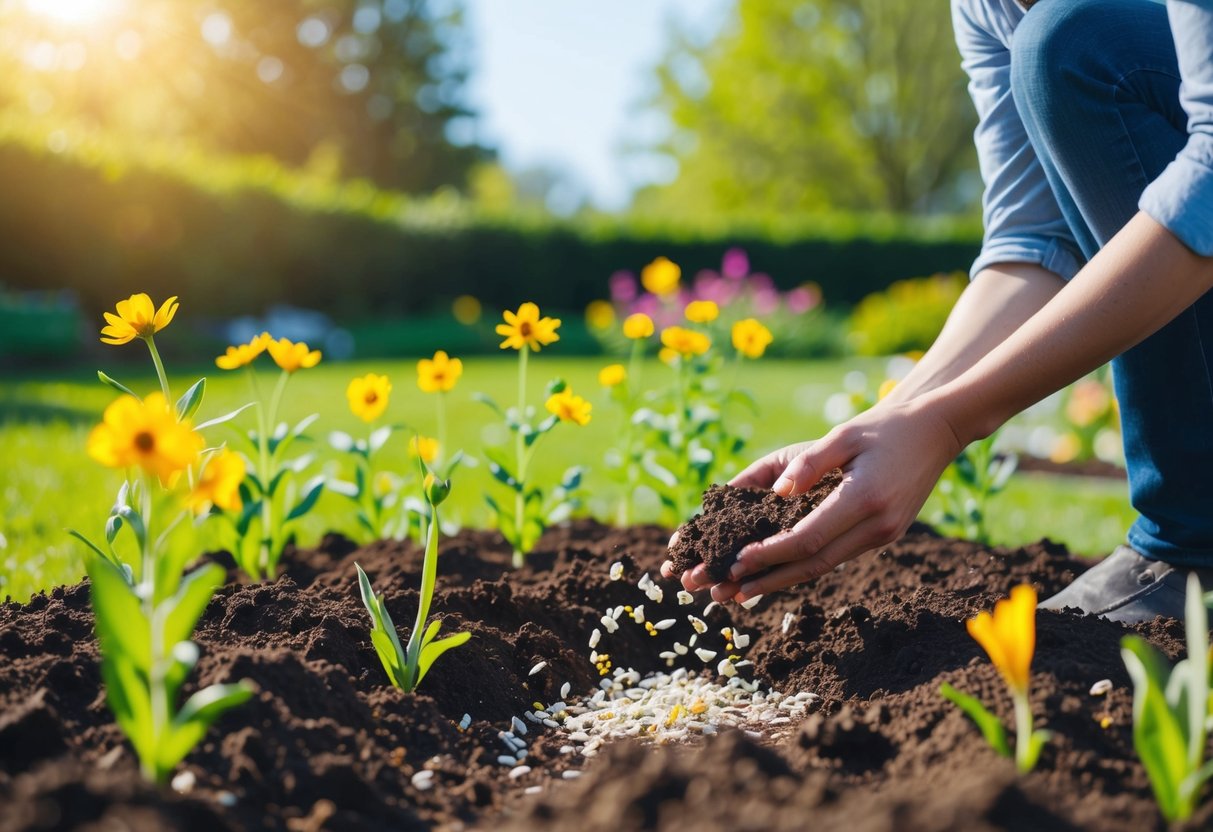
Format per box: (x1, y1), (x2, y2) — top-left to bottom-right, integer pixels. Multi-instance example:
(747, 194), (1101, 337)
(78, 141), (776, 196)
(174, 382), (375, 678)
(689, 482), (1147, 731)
(525, 415), (559, 446)
(69, 529), (110, 561)
(487, 459), (521, 492)
(371, 628), (408, 688)
(176, 379), (206, 421)
(195, 402), (256, 431)
(1021, 729), (1051, 774)
(158, 682), (254, 775)
(87, 556), (151, 673)
(416, 631), (471, 687)
(159, 564), (223, 649)
(641, 454), (678, 489)
(940, 683), (1011, 758)
(100, 652), (154, 765)
(97, 370), (140, 399)
(369, 426), (393, 453)
(234, 498), (261, 537)
(1123, 636), (1189, 821)
(421, 618), (442, 648)
(285, 477), (325, 521)
(472, 392), (504, 417)
(356, 565), (407, 684)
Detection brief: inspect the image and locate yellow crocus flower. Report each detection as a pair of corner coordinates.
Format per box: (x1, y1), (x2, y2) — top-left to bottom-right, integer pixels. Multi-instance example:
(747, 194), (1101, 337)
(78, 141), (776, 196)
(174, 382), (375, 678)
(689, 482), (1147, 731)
(585, 300), (616, 330)
(622, 313), (655, 340)
(347, 373), (392, 423)
(87, 393), (203, 482)
(660, 326), (711, 358)
(641, 256), (681, 296)
(598, 364), (627, 387)
(216, 332), (270, 370)
(545, 389), (592, 426)
(100, 293), (179, 345)
(266, 336), (322, 373)
(731, 318), (773, 359)
(409, 435), (440, 463)
(684, 300), (719, 324)
(966, 584), (1036, 695)
(496, 302), (561, 352)
(416, 350), (463, 393)
(188, 449), (246, 512)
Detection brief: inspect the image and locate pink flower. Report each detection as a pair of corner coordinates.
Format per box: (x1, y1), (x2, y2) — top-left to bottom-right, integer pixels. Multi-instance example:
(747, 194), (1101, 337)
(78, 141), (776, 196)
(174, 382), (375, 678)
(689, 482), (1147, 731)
(752, 288), (780, 315)
(748, 272), (775, 292)
(722, 248), (749, 280)
(609, 271), (638, 303)
(785, 284), (821, 314)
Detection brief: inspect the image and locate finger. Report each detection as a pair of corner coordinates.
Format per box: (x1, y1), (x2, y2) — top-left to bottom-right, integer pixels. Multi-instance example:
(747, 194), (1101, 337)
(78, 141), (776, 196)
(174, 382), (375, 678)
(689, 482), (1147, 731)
(729, 442), (810, 489)
(773, 432), (853, 497)
(734, 520), (886, 602)
(668, 531), (680, 548)
(728, 476), (868, 581)
(710, 579), (742, 603)
(680, 563), (713, 592)
(660, 559), (676, 579)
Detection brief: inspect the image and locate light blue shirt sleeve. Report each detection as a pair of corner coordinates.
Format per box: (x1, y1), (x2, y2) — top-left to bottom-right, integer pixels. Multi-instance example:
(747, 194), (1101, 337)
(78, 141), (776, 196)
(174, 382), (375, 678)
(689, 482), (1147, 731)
(1139, 0), (1213, 255)
(952, 0), (1084, 280)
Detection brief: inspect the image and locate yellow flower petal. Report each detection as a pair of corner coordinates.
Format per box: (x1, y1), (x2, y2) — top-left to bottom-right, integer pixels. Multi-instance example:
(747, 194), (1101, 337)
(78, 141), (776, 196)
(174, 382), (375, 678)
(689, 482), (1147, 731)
(497, 302), (562, 352)
(965, 584), (1036, 694)
(622, 313), (654, 340)
(347, 373), (392, 422)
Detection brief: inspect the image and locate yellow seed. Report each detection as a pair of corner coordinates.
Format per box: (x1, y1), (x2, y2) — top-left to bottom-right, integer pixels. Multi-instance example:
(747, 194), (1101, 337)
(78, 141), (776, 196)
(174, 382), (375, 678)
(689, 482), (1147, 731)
(722, 628), (732, 638)
(665, 704), (685, 727)
(690, 699), (707, 715)
(650, 630), (658, 637)
(649, 724), (658, 733)
(624, 606), (633, 612)
(725, 642), (733, 651)
(729, 654), (741, 661)
(1100, 716), (1112, 729)
(599, 711), (615, 720)
(533, 702), (544, 710)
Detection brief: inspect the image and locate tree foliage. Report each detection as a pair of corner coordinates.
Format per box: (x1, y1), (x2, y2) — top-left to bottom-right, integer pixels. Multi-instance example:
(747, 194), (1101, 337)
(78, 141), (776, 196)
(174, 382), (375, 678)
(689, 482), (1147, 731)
(635, 0), (978, 216)
(0, 0), (488, 192)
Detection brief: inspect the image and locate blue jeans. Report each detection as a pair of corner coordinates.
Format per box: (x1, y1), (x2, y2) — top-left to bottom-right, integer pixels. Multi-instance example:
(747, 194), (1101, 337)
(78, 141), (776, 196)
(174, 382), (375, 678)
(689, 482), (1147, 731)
(1013, 0), (1213, 566)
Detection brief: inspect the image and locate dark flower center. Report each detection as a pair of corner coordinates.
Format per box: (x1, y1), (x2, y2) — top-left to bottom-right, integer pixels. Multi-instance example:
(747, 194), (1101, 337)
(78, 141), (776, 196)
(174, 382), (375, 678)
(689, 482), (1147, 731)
(519, 321), (533, 337)
(134, 431), (155, 452)
(365, 392), (378, 405)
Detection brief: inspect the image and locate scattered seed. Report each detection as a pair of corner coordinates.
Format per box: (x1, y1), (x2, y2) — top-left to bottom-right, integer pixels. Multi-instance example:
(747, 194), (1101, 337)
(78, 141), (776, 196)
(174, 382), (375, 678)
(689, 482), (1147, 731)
(525, 785), (543, 795)
(695, 648), (717, 662)
(689, 616), (708, 634)
(673, 642), (688, 656)
(1099, 716), (1112, 729)
(740, 595), (763, 610)
(588, 628), (601, 649)
(216, 791), (237, 807)
(631, 605), (646, 623)
(559, 745), (575, 755)
(639, 572), (654, 590)
(703, 601), (720, 616)
(717, 658), (737, 678)
(496, 755), (516, 766)
(509, 765), (532, 780)
(781, 612), (796, 634)
(529, 661), (548, 677)
(535, 710), (551, 720)
(411, 770), (436, 790)
(600, 616), (619, 634)
(1089, 679), (1113, 696)
(646, 586), (664, 603)
(543, 718), (560, 728)
(733, 632), (751, 649)
(560, 682), (571, 699)
(609, 561), (624, 581)
(549, 701), (567, 713)
(459, 713), (472, 731)
(170, 770), (196, 794)
(562, 770), (582, 780)
(689, 634), (698, 647)
(677, 590), (694, 605)
(512, 716), (528, 735)
(654, 619), (676, 631)
(611, 605), (624, 620)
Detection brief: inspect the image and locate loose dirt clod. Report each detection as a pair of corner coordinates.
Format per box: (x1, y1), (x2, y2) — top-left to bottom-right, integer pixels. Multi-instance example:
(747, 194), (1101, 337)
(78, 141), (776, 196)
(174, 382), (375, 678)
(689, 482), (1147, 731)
(667, 470), (844, 582)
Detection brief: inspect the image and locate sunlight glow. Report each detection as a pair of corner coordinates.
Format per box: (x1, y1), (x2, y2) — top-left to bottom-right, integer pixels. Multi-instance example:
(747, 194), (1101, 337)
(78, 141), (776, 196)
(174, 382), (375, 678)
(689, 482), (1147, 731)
(24, 0), (121, 25)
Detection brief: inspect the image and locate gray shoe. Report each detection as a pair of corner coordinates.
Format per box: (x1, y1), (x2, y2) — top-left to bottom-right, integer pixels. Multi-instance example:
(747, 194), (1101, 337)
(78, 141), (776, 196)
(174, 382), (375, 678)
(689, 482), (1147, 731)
(1038, 545), (1213, 624)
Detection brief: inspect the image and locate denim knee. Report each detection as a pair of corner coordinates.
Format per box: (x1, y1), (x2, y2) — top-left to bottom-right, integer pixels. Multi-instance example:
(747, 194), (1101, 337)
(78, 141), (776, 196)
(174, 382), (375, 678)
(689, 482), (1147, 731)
(1010, 0), (1107, 108)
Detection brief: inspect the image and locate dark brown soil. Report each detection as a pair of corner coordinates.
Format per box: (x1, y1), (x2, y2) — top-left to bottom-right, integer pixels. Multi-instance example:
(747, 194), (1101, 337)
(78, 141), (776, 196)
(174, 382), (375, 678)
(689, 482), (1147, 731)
(0, 517), (1203, 831)
(666, 470), (844, 581)
(1016, 455), (1127, 480)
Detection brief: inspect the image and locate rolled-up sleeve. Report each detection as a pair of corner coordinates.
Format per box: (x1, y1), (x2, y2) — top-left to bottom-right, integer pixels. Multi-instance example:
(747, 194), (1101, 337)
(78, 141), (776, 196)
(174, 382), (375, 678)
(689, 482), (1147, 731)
(1139, 0), (1213, 255)
(953, 0), (1084, 280)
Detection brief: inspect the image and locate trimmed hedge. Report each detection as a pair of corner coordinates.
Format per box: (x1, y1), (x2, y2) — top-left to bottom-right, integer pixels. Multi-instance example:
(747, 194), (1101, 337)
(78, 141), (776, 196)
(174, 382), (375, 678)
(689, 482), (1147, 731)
(0, 134), (982, 323)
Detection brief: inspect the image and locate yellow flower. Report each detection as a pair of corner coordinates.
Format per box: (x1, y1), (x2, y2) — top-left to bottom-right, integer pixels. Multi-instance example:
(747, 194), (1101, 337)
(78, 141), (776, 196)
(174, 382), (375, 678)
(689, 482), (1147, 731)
(100, 293), (179, 345)
(966, 584), (1037, 695)
(1050, 432), (1082, 464)
(417, 350), (463, 393)
(622, 313), (655, 340)
(598, 364), (627, 387)
(188, 449), (245, 513)
(87, 393), (203, 482)
(661, 326), (711, 358)
(545, 389), (592, 426)
(216, 332), (270, 370)
(731, 318), (773, 359)
(266, 336), (322, 373)
(659, 347), (679, 366)
(586, 300), (616, 330)
(496, 302), (561, 352)
(684, 300), (719, 324)
(347, 373), (392, 423)
(452, 294), (482, 325)
(877, 378), (899, 401)
(408, 434), (440, 463)
(1065, 380), (1112, 428)
(641, 256), (681, 296)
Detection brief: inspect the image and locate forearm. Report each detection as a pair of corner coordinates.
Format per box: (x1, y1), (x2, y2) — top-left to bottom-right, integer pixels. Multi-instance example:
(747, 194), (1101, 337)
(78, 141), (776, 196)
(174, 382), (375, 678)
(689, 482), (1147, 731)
(929, 212), (1213, 445)
(883, 263), (1063, 404)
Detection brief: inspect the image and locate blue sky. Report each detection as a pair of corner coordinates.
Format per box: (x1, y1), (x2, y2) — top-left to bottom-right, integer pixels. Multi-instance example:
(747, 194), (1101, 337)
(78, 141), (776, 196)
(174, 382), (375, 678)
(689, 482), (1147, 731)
(463, 0), (728, 211)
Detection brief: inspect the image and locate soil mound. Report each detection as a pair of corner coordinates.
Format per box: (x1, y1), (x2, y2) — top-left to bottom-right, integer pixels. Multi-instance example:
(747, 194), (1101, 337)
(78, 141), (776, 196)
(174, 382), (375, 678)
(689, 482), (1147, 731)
(0, 518), (1194, 831)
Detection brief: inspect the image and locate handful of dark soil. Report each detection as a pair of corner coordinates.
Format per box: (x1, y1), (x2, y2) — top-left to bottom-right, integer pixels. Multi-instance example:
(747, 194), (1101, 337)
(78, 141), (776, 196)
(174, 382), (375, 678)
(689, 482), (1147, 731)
(667, 469), (844, 582)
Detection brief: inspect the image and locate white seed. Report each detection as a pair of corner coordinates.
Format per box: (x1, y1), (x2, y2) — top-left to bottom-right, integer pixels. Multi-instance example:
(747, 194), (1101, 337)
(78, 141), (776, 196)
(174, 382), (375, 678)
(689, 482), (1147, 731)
(654, 619), (676, 631)
(646, 586), (664, 603)
(659, 651), (677, 660)
(703, 601), (720, 616)
(781, 612), (796, 634)
(559, 745), (575, 754)
(512, 716), (528, 735)
(717, 658), (737, 678)
(496, 755), (516, 766)
(459, 713), (472, 730)
(170, 770), (196, 794)
(562, 770), (582, 780)
(695, 648), (717, 662)
(560, 682), (571, 699)
(529, 661), (548, 677)
(525, 785), (543, 794)
(549, 701), (567, 713)
(639, 572), (654, 590)
(631, 605), (646, 624)
(543, 718), (560, 728)
(609, 561), (624, 581)
(1090, 679), (1113, 696)
(509, 765), (532, 780)
(673, 642), (688, 656)
(600, 616), (619, 634)
(740, 595), (763, 609)
(589, 629), (602, 648)
(412, 769), (436, 790)
(744, 730), (763, 740)
(689, 616), (708, 634)
(525, 712), (542, 724)
(611, 605), (625, 620)
(569, 731), (590, 742)
(689, 634), (698, 647)
(677, 590), (694, 605)
(535, 710), (550, 720)
(733, 632), (751, 649)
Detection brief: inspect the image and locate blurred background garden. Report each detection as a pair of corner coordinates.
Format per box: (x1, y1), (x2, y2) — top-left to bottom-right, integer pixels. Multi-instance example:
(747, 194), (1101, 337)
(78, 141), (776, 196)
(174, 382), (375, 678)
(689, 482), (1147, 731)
(0, 0), (1134, 601)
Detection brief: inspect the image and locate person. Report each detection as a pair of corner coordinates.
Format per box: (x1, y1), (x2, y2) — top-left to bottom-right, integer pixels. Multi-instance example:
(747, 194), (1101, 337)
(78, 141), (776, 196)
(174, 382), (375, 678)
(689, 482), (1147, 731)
(662, 0), (1213, 624)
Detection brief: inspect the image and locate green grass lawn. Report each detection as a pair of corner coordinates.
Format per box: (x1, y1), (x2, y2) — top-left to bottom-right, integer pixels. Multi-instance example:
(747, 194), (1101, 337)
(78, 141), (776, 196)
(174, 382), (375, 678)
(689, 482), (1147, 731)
(0, 355), (1135, 601)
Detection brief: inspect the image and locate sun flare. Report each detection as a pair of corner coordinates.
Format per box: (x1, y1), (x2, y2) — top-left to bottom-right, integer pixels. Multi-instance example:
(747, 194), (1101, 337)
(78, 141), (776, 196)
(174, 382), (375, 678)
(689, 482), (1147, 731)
(23, 0), (121, 25)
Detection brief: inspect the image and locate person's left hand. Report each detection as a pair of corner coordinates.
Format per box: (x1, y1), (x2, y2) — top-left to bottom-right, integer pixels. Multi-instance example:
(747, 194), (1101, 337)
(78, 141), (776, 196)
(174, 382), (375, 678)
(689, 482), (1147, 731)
(661, 397), (964, 604)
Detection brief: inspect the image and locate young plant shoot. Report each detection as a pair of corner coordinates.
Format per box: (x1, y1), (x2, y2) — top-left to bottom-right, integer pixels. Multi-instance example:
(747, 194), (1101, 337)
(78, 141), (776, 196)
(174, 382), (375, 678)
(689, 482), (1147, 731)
(478, 302), (587, 566)
(934, 432), (1018, 545)
(356, 461), (469, 692)
(941, 584), (1050, 773)
(1121, 574), (1212, 822)
(212, 332), (325, 580)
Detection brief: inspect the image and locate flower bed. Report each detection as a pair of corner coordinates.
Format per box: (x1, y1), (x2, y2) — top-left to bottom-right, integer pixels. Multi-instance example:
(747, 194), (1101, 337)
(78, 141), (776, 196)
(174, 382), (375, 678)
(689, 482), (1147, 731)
(0, 520), (1199, 831)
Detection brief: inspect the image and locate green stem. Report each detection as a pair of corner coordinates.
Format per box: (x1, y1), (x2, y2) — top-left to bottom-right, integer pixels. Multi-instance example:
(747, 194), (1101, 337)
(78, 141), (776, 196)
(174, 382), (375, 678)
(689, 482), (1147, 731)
(436, 392), (447, 466)
(143, 335), (171, 402)
(513, 347), (529, 567)
(1013, 690), (1034, 773)
(137, 474), (167, 783)
(258, 371), (291, 576)
(247, 370), (269, 581)
(405, 500), (440, 691)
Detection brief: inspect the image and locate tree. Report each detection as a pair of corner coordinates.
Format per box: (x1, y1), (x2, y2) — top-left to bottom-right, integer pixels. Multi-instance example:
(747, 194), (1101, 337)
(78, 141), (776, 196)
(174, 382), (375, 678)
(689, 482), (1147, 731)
(0, 0), (490, 192)
(633, 0), (978, 216)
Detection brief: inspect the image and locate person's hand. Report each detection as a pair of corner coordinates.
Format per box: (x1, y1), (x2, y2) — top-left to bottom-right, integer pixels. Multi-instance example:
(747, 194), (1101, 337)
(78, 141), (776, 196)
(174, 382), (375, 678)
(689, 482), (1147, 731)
(661, 398), (964, 603)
